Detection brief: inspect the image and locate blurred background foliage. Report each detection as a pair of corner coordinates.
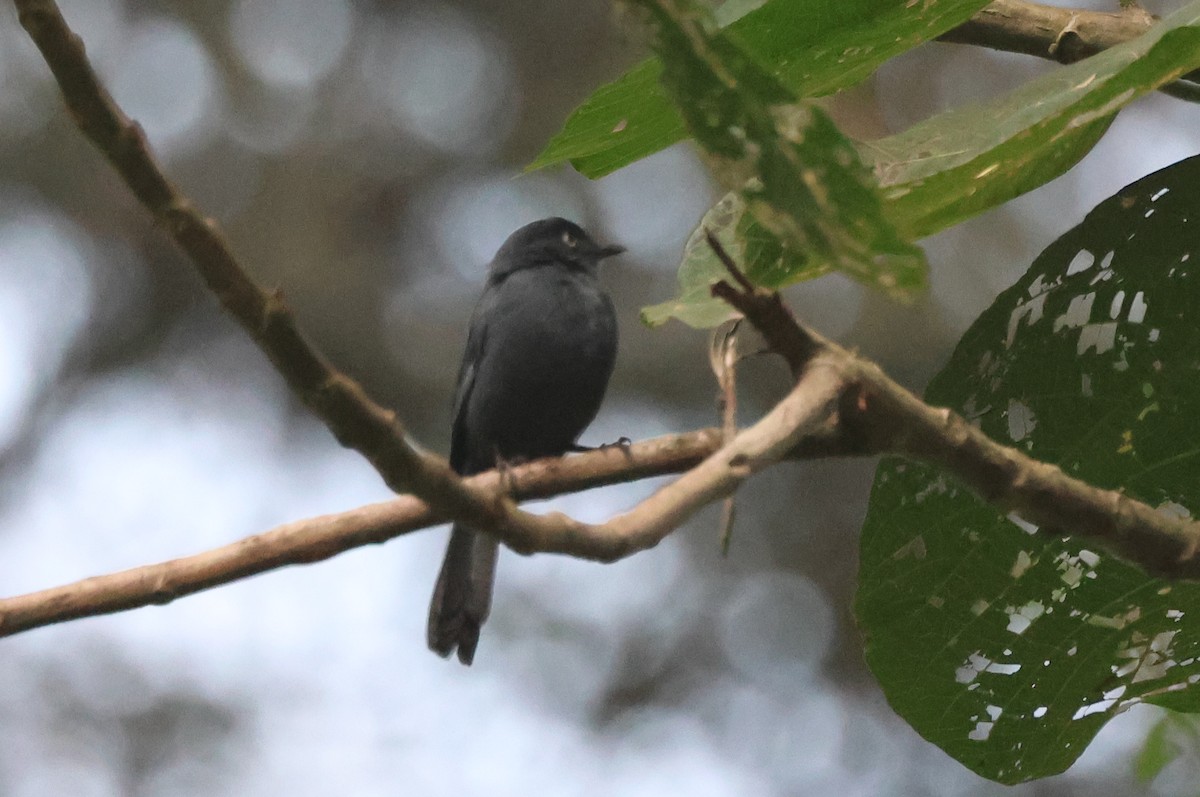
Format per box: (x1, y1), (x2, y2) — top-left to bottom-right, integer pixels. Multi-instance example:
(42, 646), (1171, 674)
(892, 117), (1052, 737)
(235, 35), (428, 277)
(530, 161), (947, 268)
(1, 0), (1199, 794)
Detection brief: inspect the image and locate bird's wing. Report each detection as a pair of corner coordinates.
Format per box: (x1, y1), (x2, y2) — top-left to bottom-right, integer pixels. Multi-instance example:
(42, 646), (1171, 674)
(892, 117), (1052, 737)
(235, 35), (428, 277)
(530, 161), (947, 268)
(449, 294), (490, 474)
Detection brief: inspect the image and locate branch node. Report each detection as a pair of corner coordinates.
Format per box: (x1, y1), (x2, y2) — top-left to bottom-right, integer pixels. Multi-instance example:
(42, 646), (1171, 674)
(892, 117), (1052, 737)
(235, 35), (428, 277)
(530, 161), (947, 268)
(1048, 14), (1082, 58)
(114, 118), (146, 153)
(162, 199), (193, 234)
(262, 287), (289, 330)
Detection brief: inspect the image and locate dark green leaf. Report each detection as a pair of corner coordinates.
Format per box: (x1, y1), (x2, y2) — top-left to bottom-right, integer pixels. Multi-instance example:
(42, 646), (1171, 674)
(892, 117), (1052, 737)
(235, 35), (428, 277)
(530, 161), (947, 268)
(529, 0), (994, 178)
(858, 155), (1200, 783)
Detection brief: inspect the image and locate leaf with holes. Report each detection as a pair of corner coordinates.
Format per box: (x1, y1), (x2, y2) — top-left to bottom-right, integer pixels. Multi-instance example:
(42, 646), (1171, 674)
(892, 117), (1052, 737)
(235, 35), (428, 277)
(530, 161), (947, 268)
(857, 155), (1200, 783)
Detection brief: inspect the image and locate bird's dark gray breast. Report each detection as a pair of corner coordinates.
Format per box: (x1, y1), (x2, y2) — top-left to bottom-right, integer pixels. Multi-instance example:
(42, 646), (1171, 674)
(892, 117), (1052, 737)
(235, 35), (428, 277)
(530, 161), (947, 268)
(460, 265), (616, 470)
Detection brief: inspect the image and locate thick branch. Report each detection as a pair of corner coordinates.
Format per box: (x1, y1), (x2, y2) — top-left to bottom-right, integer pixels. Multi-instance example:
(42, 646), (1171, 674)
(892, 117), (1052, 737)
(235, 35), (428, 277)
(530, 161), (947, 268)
(712, 277), (1200, 581)
(941, 0), (1200, 101)
(943, 0), (1157, 62)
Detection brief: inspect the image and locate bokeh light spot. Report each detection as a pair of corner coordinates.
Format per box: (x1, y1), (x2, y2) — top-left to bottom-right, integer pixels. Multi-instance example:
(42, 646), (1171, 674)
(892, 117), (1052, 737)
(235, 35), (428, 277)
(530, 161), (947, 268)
(0, 206), (93, 452)
(427, 171), (588, 279)
(360, 7), (514, 155)
(108, 18), (218, 156)
(718, 571), (836, 688)
(229, 0), (354, 89)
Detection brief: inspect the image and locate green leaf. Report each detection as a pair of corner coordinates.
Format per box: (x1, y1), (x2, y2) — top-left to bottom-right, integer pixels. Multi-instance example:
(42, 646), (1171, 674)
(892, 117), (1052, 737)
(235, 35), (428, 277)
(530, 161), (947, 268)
(628, 0), (925, 326)
(641, 195), (832, 327)
(872, 5), (1200, 237)
(529, 0), (994, 178)
(668, 2), (1200, 330)
(1135, 715), (1181, 783)
(857, 155), (1200, 783)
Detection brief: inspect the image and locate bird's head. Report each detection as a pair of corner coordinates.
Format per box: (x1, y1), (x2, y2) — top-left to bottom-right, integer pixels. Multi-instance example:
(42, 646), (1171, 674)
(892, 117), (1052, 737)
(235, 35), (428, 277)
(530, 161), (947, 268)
(490, 217), (624, 278)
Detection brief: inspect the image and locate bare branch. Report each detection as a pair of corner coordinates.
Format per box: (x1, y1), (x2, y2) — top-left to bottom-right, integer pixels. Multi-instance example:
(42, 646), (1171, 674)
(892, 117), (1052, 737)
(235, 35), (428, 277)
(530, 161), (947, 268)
(0, 0), (856, 639)
(713, 276), (1200, 581)
(0, 431), (725, 636)
(12, 0), (564, 547)
(0, 410), (868, 637)
(10, 0), (1200, 644)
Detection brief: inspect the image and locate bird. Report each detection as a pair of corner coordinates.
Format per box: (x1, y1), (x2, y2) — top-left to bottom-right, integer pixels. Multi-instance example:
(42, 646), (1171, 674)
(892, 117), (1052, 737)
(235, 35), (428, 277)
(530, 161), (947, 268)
(427, 217), (623, 665)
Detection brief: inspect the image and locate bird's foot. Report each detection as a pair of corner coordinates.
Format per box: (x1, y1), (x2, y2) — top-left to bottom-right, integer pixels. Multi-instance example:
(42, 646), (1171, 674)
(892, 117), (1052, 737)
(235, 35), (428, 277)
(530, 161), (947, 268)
(570, 436), (632, 453)
(492, 452), (528, 497)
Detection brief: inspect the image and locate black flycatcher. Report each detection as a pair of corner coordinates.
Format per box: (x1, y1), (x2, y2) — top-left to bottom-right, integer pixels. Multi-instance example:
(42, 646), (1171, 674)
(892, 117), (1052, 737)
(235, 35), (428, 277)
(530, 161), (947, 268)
(428, 217), (622, 665)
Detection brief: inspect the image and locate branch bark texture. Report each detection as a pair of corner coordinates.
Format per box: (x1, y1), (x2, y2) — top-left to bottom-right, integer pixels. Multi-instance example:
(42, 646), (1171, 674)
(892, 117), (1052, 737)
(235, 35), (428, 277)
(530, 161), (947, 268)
(942, 0), (1158, 62)
(711, 271), (1200, 581)
(940, 0), (1200, 99)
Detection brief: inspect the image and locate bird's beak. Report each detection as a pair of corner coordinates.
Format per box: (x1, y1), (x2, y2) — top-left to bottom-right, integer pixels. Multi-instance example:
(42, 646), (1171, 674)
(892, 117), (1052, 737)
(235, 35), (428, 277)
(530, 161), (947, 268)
(596, 244), (626, 259)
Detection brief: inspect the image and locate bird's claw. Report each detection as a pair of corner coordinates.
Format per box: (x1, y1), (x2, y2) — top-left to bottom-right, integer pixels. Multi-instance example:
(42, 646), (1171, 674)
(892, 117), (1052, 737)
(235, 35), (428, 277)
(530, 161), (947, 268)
(570, 436), (632, 453)
(493, 452), (527, 496)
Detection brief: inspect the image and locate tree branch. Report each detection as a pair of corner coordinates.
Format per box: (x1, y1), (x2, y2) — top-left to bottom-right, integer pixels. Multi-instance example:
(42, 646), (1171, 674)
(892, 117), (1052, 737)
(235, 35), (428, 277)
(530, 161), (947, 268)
(0, 431), (726, 636)
(10, 0), (1200, 643)
(0, 394), (872, 637)
(12, 0), (582, 551)
(710, 260), (1200, 582)
(940, 0), (1200, 101)
(0, 0), (870, 639)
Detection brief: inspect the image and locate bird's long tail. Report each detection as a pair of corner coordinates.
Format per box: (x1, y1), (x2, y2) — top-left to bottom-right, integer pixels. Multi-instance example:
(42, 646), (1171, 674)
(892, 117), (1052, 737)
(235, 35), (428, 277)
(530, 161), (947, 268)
(427, 523), (499, 665)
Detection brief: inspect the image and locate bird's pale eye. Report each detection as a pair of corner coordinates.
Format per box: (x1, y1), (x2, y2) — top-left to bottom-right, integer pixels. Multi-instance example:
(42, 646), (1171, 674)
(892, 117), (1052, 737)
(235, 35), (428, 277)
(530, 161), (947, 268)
(562, 231), (577, 247)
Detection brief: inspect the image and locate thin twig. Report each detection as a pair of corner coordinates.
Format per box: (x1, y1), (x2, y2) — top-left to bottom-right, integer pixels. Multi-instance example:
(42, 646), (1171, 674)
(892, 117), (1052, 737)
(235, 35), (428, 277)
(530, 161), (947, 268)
(0, 418), (886, 638)
(0, 431), (713, 636)
(709, 319), (741, 554)
(705, 228), (756, 292)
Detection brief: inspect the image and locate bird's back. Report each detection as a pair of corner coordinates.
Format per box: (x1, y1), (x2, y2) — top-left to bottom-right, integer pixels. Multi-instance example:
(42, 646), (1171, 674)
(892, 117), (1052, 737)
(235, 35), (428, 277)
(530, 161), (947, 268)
(456, 264), (616, 472)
